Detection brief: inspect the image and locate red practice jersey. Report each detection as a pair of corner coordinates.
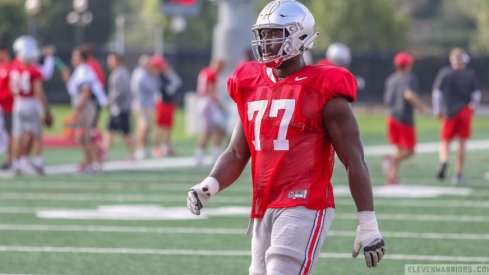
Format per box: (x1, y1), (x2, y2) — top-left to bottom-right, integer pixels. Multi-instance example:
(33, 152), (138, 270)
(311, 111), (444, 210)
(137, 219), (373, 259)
(228, 61), (357, 218)
(88, 59), (106, 87)
(9, 61), (42, 98)
(316, 58), (334, 66)
(197, 67), (217, 96)
(0, 61), (13, 113)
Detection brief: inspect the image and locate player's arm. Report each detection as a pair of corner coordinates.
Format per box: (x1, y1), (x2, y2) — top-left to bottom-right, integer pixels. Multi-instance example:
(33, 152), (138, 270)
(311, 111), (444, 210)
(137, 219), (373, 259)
(33, 79), (52, 126)
(404, 90), (430, 114)
(323, 97), (385, 268)
(187, 120), (250, 215)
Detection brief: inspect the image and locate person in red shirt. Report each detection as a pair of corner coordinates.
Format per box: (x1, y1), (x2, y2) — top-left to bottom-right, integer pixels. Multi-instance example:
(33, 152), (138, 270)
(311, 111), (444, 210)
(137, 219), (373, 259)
(0, 43), (13, 169)
(194, 58), (227, 166)
(10, 36), (51, 175)
(186, 0), (385, 273)
(152, 55), (182, 157)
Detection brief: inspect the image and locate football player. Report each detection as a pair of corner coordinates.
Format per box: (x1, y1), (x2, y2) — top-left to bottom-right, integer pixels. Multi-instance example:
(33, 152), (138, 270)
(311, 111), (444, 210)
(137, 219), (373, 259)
(65, 48), (105, 173)
(9, 36), (52, 175)
(194, 58), (227, 166)
(317, 42), (352, 67)
(383, 52), (429, 185)
(432, 48), (481, 184)
(187, 0), (385, 273)
(0, 43), (13, 169)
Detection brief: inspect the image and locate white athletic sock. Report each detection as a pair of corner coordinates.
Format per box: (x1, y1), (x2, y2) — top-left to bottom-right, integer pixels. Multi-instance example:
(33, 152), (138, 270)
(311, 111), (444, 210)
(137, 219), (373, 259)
(32, 155), (43, 167)
(135, 149), (146, 160)
(195, 148), (204, 166)
(12, 159), (20, 170)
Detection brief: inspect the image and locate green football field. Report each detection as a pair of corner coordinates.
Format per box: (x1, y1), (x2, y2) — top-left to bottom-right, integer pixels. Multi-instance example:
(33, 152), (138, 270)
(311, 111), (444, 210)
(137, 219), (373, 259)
(0, 105), (488, 275)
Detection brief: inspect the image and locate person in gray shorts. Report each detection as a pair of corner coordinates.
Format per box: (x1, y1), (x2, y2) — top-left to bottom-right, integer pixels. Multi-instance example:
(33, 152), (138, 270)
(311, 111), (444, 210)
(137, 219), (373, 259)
(130, 55), (160, 160)
(10, 36), (52, 175)
(66, 48), (100, 173)
(186, 1), (386, 273)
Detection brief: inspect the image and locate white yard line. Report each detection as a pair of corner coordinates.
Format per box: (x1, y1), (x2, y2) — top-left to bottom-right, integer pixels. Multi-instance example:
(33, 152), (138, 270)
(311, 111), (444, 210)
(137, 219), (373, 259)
(0, 246), (487, 263)
(2, 204), (489, 223)
(0, 224), (488, 241)
(336, 213), (489, 223)
(0, 184), (475, 203)
(0, 193), (251, 203)
(335, 198), (489, 208)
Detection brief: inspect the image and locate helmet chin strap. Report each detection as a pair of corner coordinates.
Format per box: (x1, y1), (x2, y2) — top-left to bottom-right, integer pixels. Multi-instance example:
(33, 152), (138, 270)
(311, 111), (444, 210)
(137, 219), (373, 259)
(264, 57), (284, 68)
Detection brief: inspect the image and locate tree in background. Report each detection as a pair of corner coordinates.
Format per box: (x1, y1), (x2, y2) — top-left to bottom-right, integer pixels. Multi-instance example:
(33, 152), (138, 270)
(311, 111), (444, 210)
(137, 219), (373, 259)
(470, 0), (489, 54)
(302, 0), (410, 53)
(0, 1), (26, 43)
(35, 0), (117, 49)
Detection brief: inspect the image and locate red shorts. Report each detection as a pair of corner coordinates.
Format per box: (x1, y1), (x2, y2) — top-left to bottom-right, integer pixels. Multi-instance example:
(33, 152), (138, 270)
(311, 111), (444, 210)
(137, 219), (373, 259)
(441, 105), (473, 141)
(156, 101), (176, 128)
(387, 116), (416, 150)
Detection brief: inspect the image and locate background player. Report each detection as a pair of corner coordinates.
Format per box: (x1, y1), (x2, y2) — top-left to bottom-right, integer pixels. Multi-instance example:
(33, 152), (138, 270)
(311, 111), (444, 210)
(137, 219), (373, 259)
(432, 48), (481, 184)
(194, 58), (227, 166)
(0, 43), (13, 170)
(187, 0), (385, 273)
(383, 52), (429, 185)
(9, 36), (51, 175)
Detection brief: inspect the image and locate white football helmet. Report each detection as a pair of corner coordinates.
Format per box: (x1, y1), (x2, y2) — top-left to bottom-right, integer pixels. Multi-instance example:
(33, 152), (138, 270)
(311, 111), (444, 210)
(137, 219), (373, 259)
(13, 35), (40, 64)
(251, 0), (318, 68)
(326, 42), (351, 67)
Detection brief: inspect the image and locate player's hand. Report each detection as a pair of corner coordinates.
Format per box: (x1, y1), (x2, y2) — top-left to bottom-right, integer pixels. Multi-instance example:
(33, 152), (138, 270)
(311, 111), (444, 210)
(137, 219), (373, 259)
(352, 219), (385, 268)
(186, 177), (219, 215)
(44, 112), (53, 127)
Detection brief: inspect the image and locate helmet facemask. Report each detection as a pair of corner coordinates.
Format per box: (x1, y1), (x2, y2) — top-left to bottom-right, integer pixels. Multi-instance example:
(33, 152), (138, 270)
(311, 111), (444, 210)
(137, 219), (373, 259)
(252, 22), (315, 68)
(251, 0), (318, 68)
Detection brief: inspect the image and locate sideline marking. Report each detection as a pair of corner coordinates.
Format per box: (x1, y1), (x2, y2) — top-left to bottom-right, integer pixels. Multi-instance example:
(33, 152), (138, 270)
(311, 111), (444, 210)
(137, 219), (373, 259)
(0, 246), (487, 263)
(27, 206), (489, 222)
(0, 224), (488, 240)
(0, 185), (472, 203)
(0, 140), (484, 176)
(364, 139), (489, 156)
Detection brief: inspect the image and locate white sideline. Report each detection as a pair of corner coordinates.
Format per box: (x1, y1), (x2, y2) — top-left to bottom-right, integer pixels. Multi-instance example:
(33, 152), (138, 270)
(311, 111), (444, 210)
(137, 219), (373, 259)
(0, 224), (488, 241)
(364, 139), (489, 156)
(5, 139), (485, 176)
(0, 246), (487, 263)
(1, 205), (489, 223)
(0, 185), (473, 203)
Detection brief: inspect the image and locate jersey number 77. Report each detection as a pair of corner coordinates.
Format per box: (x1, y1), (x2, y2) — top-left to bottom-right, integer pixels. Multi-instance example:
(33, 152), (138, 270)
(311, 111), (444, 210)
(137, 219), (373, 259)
(248, 99), (295, 151)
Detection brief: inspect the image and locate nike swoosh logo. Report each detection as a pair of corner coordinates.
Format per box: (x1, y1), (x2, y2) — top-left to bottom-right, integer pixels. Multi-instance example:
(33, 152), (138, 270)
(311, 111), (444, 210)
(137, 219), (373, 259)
(295, 76), (308, 81)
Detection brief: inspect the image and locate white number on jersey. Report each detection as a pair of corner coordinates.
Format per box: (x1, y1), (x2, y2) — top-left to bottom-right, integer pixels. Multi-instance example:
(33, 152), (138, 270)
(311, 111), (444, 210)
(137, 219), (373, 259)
(247, 99), (296, 151)
(9, 70), (32, 95)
